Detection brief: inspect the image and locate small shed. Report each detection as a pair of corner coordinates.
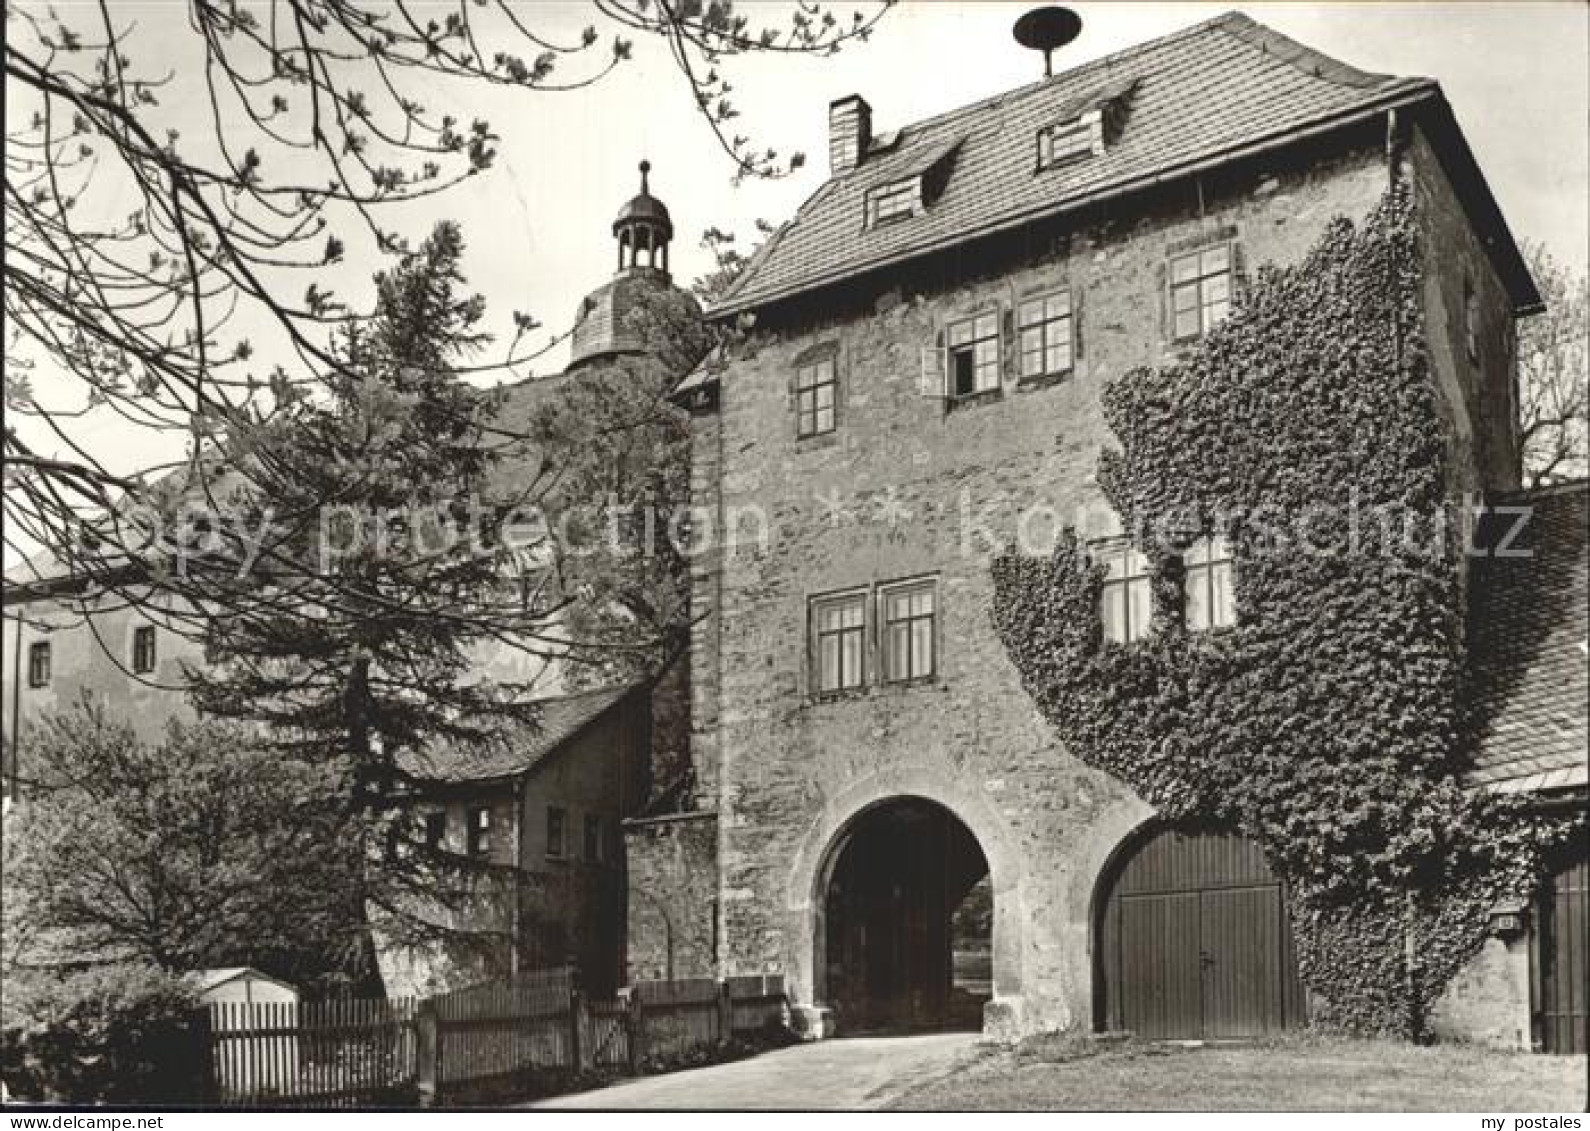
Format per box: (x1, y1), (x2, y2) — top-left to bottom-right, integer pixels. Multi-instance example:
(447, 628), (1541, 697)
(193, 966), (300, 1006)
(192, 967), (301, 1097)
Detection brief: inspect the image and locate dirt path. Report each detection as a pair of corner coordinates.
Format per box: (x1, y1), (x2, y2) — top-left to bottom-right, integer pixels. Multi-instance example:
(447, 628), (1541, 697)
(530, 1032), (984, 1110)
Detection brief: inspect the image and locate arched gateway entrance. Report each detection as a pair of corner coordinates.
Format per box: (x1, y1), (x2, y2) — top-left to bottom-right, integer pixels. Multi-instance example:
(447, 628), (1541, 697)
(816, 798), (991, 1033)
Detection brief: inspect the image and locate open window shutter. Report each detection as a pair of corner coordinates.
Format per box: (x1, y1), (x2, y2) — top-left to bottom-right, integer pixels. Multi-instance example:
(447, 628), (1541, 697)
(1072, 288), (1084, 361)
(1001, 305), (1016, 382)
(918, 331), (947, 398)
(836, 343), (846, 420)
(1155, 261), (1169, 341)
(1231, 241), (1249, 302)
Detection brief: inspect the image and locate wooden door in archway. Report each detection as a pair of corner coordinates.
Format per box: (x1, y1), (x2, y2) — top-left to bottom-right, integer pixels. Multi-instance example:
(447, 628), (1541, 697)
(1535, 850), (1588, 1053)
(1097, 826), (1307, 1039)
(821, 798), (988, 1032)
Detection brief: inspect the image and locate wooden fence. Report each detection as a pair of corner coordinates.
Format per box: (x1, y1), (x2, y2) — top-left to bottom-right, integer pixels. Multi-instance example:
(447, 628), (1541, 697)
(205, 998), (419, 1108)
(431, 966), (575, 1094)
(626, 974), (787, 1064)
(201, 970), (786, 1107)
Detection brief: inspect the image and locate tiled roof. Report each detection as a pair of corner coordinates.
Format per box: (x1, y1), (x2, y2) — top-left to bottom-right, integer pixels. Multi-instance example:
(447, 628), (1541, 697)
(713, 12), (1494, 316)
(567, 270), (698, 370)
(1465, 482), (1589, 795)
(396, 683), (639, 785)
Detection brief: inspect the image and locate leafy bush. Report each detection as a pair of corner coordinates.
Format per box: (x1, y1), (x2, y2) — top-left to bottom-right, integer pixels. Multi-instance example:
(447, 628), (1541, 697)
(0, 964), (205, 1104)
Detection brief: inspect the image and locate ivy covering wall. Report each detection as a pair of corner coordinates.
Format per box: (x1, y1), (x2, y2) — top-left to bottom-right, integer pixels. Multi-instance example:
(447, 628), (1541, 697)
(991, 185), (1581, 1036)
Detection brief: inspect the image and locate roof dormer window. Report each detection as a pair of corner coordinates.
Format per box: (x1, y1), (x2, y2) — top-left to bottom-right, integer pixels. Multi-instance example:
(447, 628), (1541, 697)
(867, 177), (923, 228)
(1038, 111), (1104, 169)
(1036, 76), (1140, 173)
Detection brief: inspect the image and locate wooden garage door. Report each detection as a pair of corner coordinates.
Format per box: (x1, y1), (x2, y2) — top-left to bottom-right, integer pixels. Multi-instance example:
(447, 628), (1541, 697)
(1536, 853), (1588, 1053)
(1098, 827), (1307, 1039)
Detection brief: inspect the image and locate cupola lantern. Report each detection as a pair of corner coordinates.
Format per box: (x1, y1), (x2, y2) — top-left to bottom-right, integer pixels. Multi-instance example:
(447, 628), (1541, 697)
(613, 159), (674, 277)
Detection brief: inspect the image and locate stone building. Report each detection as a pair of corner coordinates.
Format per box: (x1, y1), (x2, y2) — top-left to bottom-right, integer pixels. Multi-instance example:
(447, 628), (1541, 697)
(635, 12), (1587, 1048)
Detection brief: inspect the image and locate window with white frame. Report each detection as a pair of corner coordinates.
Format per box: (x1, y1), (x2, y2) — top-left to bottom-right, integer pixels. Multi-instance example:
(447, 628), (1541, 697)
(1018, 291), (1073, 379)
(1038, 114), (1101, 168)
(796, 356), (837, 438)
(880, 580), (937, 683)
(1170, 245), (1233, 340)
(947, 312), (1001, 397)
(812, 590), (866, 694)
(1183, 535), (1235, 632)
(1096, 540), (1152, 644)
(867, 177), (922, 227)
(468, 806), (492, 858)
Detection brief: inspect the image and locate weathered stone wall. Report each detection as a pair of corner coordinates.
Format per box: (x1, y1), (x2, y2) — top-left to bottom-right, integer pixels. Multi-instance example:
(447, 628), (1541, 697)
(1430, 932), (1533, 1049)
(623, 811), (720, 982)
(649, 654), (693, 798)
(1407, 119), (1522, 499)
(686, 404), (727, 806)
(699, 128), (1522, 1037)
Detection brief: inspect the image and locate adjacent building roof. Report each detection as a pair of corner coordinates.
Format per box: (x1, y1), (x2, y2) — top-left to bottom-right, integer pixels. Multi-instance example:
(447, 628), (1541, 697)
(397, 682), (640, 785)
(711, 11), (1537, 317)
(1466, 482), (1589, 795)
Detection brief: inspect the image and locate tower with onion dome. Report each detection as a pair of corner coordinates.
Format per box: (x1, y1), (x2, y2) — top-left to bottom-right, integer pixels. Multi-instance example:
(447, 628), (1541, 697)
(565, 160), (702, 373)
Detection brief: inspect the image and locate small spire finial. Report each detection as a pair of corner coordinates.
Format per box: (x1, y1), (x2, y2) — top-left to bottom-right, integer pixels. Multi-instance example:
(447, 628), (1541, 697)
(639, 159), (651, 193)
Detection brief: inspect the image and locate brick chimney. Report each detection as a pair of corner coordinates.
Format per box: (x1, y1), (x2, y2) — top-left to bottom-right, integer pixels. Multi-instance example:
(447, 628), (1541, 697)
(828, 95), (872, 175)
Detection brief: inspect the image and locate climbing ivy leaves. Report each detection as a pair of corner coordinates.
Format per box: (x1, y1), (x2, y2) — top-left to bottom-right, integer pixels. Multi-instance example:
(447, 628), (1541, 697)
(991, 186), (1582, 1037)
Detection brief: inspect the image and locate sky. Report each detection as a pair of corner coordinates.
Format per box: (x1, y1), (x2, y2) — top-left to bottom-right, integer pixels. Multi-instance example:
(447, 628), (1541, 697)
(457, 0), (1589, 367)
(5, 1), (1587, 567)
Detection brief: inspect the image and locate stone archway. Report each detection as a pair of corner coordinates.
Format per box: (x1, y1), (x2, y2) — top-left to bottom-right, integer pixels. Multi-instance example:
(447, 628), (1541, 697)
(815, 797), (988, 1032)
(783, 772), (1026, 1037)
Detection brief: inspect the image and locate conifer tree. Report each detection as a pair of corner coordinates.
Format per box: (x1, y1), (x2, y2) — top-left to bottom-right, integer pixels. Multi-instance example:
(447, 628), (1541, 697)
(184, 222), (554, 968)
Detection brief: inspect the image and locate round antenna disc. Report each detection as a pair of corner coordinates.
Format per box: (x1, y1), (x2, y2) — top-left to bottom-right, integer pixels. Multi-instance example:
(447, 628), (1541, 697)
(1013, 6), (1082, 54)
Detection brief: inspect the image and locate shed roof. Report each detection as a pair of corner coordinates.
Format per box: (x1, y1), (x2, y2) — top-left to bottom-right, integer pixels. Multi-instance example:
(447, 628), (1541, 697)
(191, 966), (299, 996)
(1465, 481), (1589, 796)
(711, 11), (1536, 317)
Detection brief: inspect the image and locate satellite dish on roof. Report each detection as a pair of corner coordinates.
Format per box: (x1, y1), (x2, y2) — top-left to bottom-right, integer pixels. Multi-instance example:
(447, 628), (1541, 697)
(1013, 6), (1082, 78)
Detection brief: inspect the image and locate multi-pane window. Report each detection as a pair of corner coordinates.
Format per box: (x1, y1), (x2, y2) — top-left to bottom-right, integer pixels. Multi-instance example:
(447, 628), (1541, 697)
(812, 591), (866, 694)
(1018, 292), (1074, 379)
(132, 626), (157, 674)
(1038, 117), (1099, 168)
(1184, 536), (1236, 632)
(881, 581), (937, 683)
(796, 357), (837, 438)
(1170, 245), (1232, 340)
(546, 806), (567, 859)
(868, 177), (922, 226)
(584, 814), (603, 863)
(27, 642), (50, 689)
(424, 811), (448, 851)
(948, 312), (1001, 397)
(467, 806), (492, 858)
(1096, 541), (1152, 644)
